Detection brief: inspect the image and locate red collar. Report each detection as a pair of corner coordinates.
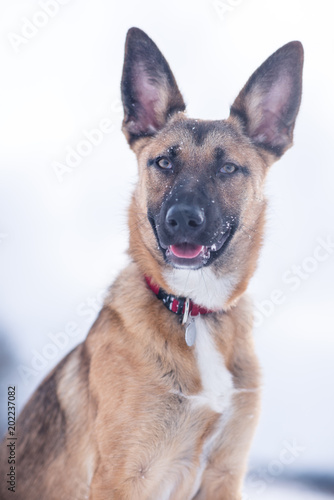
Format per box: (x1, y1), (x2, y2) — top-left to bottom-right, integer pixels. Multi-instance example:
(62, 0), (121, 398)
(144, 275), (217, 322)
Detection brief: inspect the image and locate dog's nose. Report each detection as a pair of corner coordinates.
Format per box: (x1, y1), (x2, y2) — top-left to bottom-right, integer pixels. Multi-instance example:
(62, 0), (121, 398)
(166, 203), (205, 233)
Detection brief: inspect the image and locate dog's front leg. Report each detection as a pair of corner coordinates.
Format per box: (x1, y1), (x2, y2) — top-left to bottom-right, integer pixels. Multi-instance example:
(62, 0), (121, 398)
(193, 476), (243, 500)
(193, 390), (260, 500)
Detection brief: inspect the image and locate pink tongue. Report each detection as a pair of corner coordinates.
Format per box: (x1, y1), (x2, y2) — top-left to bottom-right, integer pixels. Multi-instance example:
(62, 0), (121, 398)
(170, 243), (203, 259)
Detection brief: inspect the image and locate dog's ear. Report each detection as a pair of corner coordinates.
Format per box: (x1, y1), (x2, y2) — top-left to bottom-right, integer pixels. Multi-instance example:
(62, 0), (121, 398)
(121, 28), (186, 145)
(230, 41), (304, 157)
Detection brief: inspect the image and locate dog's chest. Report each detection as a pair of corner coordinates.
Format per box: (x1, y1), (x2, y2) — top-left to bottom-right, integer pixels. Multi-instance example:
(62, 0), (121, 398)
(159, 317), (235, 500)
(189, 317), (235, 496)
(192, 316), (235, 413)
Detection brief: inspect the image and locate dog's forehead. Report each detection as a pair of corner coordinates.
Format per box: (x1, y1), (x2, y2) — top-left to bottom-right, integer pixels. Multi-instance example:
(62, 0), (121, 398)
(173, 119), (236, 145)
(145, 117), (255, 166)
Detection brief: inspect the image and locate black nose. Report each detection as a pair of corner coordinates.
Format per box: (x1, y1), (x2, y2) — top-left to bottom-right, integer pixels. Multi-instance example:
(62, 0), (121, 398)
(166, 203), (205, 234)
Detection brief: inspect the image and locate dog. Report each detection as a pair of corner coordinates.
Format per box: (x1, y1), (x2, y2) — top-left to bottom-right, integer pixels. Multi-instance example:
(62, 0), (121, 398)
(0, 27), (303, 500)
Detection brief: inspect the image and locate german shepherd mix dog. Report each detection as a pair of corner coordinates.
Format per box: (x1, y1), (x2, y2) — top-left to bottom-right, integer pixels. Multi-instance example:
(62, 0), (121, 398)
(0, 28), (303, 500)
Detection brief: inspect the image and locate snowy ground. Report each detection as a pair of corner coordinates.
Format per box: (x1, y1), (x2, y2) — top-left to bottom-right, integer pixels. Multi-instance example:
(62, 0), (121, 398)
(244, 482), (333, 500)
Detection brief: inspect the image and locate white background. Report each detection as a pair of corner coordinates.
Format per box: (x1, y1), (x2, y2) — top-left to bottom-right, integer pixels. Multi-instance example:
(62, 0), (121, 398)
(0, 0), (333, 497)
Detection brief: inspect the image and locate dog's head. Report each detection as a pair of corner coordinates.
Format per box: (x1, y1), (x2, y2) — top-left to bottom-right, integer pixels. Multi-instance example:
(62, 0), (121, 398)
(121, 28), (303, 308)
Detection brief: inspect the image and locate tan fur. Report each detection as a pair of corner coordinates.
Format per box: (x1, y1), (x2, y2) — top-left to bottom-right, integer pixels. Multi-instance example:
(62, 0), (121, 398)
(0, 29), (303, 499)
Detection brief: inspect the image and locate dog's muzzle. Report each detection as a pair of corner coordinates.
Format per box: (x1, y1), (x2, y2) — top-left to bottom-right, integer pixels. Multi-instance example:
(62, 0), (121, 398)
(149, 193), (235, 270)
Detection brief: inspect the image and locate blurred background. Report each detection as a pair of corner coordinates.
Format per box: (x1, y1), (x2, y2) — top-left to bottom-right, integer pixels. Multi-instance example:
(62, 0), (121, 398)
(0, 0), (333, 497)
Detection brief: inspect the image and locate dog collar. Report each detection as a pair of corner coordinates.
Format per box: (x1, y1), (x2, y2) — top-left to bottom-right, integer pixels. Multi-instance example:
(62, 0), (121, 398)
(144, 275), (219, 346)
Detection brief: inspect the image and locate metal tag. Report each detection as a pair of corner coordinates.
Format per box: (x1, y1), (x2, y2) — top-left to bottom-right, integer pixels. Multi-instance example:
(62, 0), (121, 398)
(185, 317), (197, 347)
(182, 298), (190, 325)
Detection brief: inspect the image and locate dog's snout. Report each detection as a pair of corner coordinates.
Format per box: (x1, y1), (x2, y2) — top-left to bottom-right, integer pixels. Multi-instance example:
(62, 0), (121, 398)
(166, 203), (205, 233)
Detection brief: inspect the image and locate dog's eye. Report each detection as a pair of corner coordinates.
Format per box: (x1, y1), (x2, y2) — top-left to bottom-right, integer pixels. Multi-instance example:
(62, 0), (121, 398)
(220, 163), (237, 174)
(156, 157), (172, 169)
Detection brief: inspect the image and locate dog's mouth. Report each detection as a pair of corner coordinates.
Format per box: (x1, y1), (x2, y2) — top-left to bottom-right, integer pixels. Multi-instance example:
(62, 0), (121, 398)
(159, 226), (234, 269)
(168, 243), (205, 259)
(166, 243), (212, 269)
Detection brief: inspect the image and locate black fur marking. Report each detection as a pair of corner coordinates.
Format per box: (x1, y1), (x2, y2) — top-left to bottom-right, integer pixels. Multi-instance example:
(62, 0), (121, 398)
(127, 130), (156, 146)
(204, 220), (238, 267)
(214, 146), (226, 161)
(147, 145), (181, 168)
(184, 121), (216, 147)
(214, 147), (250, 177)
(256, 142), (284, 157)
(148, 204), (239, 269)
(162, 369), (176, 379)
(17, 371), (66, 480)
(230, 106), (248, 130)
(166, 144), (181, 159)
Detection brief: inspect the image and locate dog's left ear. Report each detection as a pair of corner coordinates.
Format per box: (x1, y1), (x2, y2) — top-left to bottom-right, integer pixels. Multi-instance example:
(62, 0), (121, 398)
(121, 28), (186, 145)
(230, 41), (304, 157)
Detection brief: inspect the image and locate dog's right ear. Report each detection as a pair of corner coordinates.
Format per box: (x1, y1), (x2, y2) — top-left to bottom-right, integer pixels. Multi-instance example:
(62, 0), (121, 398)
(121, 28), (186, 145)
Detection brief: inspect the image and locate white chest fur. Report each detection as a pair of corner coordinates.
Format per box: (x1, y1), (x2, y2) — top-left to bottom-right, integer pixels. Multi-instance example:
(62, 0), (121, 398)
(193, 316), (235, 414)
(158, 318), (236, 500)
(188, 317), (235, 498)
(163, 267), (238, 310)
